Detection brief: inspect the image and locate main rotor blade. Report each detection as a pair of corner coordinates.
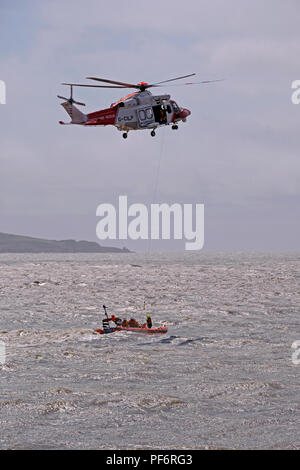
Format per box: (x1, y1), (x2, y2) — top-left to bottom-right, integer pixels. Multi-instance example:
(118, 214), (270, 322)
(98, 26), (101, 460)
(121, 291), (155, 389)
(154, 79), (225, 87)
(153, 73), (196, 86)
(86, 77), (140, 89)
(188, 79), (224, 84)
(62, 82), (128, 89)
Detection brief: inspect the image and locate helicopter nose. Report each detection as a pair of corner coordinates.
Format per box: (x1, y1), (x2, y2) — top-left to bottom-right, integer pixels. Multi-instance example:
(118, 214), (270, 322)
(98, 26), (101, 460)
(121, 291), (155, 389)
(180, 108), (191, 119)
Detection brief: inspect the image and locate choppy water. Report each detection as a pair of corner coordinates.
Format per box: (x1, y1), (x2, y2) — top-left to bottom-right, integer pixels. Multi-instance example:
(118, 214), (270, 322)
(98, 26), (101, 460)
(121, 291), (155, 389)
(0, 252), (299, 449)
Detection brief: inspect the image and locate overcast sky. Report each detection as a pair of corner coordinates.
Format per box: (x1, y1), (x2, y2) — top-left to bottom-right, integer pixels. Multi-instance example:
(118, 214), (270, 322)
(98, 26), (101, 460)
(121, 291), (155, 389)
(0, 0), (299, 251)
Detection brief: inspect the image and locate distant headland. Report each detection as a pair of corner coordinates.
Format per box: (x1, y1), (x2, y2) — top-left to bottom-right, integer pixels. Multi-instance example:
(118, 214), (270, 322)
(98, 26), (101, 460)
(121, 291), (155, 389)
(0, 232), (131, 253)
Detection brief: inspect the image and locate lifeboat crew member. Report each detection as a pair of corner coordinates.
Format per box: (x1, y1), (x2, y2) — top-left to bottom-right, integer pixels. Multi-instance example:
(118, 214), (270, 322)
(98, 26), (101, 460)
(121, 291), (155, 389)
(146, 314), (152, 328)
(111, 315), (122, 326)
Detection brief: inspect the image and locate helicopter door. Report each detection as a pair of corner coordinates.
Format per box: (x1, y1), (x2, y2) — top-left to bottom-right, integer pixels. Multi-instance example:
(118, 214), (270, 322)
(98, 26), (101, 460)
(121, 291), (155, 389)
(138, 107), (155, 127)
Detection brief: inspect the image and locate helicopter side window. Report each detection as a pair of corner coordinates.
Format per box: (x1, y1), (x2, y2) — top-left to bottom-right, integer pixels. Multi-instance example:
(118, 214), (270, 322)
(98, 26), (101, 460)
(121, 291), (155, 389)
(146, 108), (153, 119)
(167, 105), (172, 113)
(139, 110), (146, 120)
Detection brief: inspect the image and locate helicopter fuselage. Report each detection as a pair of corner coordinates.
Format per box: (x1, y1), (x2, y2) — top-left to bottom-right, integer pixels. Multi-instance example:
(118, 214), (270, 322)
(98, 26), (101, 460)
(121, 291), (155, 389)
(60, 90), (191, 135)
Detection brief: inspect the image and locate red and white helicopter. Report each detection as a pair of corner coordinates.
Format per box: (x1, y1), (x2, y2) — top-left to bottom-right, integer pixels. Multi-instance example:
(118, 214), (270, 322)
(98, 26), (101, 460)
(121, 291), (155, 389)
(58, 73), (221, 138)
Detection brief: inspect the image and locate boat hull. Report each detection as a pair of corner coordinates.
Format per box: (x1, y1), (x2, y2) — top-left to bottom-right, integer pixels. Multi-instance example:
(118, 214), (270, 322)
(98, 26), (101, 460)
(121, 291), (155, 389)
(95, 326), (167, 335)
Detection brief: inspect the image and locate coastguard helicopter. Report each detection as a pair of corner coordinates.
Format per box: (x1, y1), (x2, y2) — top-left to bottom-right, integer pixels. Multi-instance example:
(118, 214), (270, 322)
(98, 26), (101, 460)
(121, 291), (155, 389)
(58, 73), (221, 139)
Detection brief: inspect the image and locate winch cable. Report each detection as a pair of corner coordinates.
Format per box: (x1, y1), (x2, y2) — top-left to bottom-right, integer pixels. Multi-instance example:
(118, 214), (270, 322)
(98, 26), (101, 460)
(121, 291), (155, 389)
(147, 127), (166, 253)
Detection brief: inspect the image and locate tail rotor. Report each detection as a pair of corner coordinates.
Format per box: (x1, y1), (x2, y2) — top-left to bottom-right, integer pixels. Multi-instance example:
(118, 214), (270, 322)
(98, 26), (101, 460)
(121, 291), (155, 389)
(57, 85), (86, 106)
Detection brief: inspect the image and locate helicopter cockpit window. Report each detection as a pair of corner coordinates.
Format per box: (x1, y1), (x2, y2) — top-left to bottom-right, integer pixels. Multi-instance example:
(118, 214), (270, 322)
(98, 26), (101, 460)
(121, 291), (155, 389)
(167, 105), (172, 113)
(139, 110), (146, 120)
(172, 102), (179, 113)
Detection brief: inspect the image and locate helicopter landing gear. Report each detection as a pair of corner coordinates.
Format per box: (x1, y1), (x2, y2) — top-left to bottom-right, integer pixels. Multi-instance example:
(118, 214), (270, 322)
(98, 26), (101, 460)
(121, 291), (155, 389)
(122, 132), (128, 139)
(172, 124), (178, 130)
(151, 130), (156, 137)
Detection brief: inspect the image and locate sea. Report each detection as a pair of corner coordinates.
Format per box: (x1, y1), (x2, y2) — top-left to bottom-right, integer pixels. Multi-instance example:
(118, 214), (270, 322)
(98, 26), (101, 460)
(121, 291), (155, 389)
(0, 252), (299, 450)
